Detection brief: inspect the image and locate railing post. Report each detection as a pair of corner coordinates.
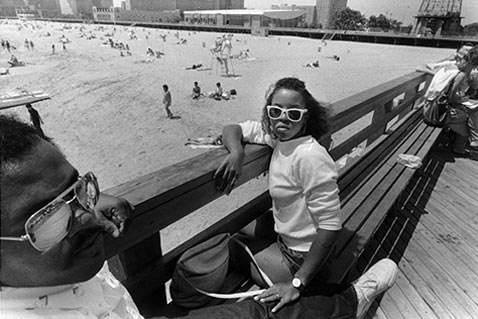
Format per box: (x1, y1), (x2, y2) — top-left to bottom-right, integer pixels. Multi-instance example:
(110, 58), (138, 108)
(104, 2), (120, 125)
(109, 233), (165, 303)
(366, 100), (393, 146)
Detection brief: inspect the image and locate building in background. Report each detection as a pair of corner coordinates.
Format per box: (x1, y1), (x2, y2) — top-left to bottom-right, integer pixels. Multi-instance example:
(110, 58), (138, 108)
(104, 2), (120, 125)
(315, 0), (347, 29)
(127, 0), (243, 14)
(271, 4), (315, 27)
(183, 9), (305, 28)
(93, 6), (181, 23)
(93, 0), (244, 23)
(1, 0), (29, 16)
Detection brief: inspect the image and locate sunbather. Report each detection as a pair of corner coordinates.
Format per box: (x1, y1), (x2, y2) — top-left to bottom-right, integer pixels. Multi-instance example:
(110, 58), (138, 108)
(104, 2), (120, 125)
(304, 60), (320, 68)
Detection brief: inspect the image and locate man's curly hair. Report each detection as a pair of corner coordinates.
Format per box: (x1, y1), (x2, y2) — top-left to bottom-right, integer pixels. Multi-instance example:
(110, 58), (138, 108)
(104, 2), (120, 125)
(0, 114), (53, 176)
(464, 45), (478, 67)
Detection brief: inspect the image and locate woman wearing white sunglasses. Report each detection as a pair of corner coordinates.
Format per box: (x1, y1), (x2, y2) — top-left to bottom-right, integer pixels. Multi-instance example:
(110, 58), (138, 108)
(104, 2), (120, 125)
(215, 77), (342, 313)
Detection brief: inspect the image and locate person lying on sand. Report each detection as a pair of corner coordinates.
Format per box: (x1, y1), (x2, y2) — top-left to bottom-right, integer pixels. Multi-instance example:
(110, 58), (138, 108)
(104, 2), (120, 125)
(185, 63), (203, 70)
(177, 38), (187, 45)
(146, 47), (155, 56)
(304, 60), (320, 68)
(185, 135), (223, 147)
(9, 55), (18, 64)
(325, 55), (340, 61)
(234, 49), (250, 60)
(0, 67), (10, 75)
(8, 55), (25, 67)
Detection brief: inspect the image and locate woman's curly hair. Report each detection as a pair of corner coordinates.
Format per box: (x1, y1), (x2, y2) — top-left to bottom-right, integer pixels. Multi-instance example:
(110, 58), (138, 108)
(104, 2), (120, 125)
(261, 77), (330, 141)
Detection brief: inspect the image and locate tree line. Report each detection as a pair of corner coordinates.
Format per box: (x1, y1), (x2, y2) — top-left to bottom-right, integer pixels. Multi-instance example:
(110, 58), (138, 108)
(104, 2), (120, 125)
(330, 7), (478, 36)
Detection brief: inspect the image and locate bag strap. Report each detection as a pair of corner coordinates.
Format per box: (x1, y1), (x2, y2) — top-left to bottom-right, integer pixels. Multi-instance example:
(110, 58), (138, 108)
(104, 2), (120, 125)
(181, 236), (273, 300)
(445, 72), (460, 103)
(230, 237), (274, 288)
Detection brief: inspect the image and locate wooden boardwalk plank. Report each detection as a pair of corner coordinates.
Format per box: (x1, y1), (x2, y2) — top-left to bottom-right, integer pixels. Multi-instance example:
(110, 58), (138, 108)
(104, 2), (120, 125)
(389, 211), (478, 315)
(359, 229), (439, 319)
(378, 211), (478, 317)
(402, 201), (478, 277)
(374, 286), (411, 319)
(380, 285), (416, 319)
(410, 224), (478, 305)
(393, 271), (440, 319)
(413, 176), (478, 230)
(396, 256), (456, 319)
(368, 142), (478, 319)
(368, 220), (459, 319)
(412, 197), (478, 255)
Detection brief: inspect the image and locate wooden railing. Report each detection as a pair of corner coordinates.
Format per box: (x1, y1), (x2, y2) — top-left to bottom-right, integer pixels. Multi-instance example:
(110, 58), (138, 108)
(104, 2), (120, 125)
(103, 70), (433, 303)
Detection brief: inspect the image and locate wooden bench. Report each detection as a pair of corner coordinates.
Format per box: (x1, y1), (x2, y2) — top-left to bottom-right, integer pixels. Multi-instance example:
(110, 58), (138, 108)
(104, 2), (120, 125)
(102, 71), (440, 317)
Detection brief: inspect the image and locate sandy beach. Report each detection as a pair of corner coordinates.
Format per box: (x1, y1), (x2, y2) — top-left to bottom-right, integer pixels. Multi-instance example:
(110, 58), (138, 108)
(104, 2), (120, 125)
(1, 19), (454, 251)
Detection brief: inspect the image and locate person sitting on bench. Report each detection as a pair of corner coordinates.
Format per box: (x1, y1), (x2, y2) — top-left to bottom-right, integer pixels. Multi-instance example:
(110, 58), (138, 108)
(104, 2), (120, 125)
(215, 77), (343, 312)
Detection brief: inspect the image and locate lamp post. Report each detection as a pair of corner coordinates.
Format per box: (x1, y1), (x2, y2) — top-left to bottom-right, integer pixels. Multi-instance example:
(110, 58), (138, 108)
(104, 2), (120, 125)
(402, 6), (409, 25)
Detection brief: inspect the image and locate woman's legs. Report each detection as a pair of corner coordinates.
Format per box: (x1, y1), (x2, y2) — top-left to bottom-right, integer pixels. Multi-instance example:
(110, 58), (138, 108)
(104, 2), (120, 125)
(233, 211), (293, 286)
(232, 211), (335, 287)
(447, 108), (470, 153)
(468, 110), (478, 148)
(448, 121), (469, 153)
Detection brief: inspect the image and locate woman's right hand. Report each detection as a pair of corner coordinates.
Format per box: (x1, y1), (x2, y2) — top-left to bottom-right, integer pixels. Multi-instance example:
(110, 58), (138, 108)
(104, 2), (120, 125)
(214, 151), (244, 195)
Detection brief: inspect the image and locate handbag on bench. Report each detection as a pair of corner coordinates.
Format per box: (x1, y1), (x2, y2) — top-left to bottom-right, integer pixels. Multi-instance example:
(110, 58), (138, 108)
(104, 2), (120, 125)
(170, 233), (273, 309)
(423, 73), (458, 127)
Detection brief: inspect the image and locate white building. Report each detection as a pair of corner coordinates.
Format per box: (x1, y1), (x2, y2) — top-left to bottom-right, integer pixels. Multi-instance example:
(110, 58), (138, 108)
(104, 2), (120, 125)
(184, 9), (306, 28)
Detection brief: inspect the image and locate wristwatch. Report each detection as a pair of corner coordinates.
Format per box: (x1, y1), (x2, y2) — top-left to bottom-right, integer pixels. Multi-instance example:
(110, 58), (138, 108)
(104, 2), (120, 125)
(292, 277), (306, 292)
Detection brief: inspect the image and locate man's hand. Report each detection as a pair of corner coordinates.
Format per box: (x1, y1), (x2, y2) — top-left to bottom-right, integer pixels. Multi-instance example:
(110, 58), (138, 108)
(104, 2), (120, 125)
(94, 193), (134, 237)
(254, 282), (301, 313)
(214, 151), (244, 195)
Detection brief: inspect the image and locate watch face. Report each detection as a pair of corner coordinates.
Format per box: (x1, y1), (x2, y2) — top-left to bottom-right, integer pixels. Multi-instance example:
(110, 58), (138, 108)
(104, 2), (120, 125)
(292, 277), (302, 288)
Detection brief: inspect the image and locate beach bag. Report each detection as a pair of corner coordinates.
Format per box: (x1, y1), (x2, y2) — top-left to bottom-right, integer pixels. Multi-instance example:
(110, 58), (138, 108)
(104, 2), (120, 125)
(423, 74), (457, 127)
(170, 233), (273, 309)
(423, 95), (448, 127)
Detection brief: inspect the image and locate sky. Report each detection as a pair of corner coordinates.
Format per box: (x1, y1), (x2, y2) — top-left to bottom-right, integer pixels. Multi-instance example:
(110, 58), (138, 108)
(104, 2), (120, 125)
(243, 0), (478, 25)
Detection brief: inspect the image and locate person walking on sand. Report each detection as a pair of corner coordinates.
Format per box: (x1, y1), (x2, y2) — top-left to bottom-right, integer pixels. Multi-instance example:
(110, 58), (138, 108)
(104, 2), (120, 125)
(52, 43), (55, 54)
(25, 104), (45, 137)
(163, 84), (173, 118)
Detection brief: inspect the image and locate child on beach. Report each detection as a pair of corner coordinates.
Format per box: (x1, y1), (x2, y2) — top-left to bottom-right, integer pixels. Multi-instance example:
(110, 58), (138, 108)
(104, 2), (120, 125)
(214, 77), (341, 312)
(209, 82), (223, 100)
(192, 81), (201, 99)
(163, 84), (173, 118)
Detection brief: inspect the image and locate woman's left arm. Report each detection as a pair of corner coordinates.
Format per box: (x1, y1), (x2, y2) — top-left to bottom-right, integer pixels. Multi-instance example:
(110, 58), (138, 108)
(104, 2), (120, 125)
(294, 227), (340, 286)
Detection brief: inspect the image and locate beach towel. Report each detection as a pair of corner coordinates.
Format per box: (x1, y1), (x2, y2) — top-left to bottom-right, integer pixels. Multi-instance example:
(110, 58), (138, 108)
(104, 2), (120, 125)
(185, 136), (223, 149)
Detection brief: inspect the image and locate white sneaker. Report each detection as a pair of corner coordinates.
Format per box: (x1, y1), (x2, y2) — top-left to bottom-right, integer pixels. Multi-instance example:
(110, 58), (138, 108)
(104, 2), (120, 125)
(353, 258), (398, 319)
